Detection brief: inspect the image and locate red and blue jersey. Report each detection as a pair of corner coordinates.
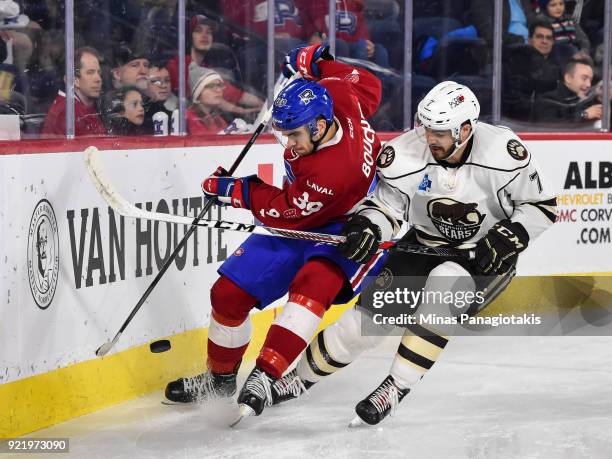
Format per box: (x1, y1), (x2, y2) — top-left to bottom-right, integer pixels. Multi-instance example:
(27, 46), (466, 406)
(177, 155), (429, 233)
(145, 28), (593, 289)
(248, 60), (382, 230)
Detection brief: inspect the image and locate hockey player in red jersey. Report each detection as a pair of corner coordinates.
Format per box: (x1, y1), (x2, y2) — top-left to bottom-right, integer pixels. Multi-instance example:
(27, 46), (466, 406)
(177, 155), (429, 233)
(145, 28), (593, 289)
(164, 44), (386, 419)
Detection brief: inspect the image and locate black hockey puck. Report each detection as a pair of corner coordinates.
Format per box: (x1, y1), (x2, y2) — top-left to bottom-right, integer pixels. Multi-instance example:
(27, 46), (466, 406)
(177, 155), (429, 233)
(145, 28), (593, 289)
(150, 339), (171, 353)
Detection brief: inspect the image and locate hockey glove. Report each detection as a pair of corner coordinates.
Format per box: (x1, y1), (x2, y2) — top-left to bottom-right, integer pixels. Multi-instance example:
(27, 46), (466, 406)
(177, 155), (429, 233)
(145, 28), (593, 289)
(339, 215), (382, 264)
(282, 44), (334, 80)
(202, 167), (262, 210)
(473, 219), (529, 275)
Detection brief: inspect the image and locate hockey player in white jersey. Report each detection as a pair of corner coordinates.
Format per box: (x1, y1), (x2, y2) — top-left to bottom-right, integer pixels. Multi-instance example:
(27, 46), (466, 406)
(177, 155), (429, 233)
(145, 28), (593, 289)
(269, 81), (557, 425)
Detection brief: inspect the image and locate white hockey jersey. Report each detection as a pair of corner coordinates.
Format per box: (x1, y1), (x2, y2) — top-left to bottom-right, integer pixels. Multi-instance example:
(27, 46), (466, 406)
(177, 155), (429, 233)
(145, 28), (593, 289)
(358, 122), (557, 248)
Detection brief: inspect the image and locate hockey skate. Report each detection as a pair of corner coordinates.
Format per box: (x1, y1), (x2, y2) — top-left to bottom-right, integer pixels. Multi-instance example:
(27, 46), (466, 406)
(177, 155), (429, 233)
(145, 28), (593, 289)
(348, 375), (410, 427)
(270, 368), (314, 405)
(230, 366), (275, 426)
(164, 371), (236, 404)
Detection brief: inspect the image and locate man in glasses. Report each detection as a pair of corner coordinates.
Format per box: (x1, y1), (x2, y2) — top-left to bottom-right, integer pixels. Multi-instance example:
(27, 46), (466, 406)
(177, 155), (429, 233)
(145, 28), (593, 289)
(143, 61), (177, 135)
(503, 18), (561, 121)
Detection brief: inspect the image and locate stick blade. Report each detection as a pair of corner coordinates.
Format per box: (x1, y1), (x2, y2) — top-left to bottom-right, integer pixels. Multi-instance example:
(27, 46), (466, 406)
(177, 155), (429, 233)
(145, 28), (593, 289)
(95, 341), (114, 357)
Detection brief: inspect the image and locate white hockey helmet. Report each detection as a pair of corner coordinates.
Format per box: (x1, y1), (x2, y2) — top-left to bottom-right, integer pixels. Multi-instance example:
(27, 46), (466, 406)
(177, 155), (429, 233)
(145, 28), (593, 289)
(416, 81), (480, 146)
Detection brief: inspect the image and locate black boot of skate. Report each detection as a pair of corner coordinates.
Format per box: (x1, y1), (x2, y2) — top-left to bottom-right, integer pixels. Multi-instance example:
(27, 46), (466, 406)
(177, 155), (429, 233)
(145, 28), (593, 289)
(165, 371), (237, 404)
(350, 375), (410, 426)
(235, 366), (275, 418)
(270, 368), (315, 405)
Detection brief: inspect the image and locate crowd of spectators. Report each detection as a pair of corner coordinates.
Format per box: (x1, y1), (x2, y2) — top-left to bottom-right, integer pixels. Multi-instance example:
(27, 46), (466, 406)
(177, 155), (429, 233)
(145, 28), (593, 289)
(0, 0), (609, 140)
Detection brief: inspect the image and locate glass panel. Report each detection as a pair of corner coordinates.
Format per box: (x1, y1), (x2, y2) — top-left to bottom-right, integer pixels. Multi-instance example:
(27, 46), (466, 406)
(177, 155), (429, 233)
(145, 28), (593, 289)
(362, 0), (406, 131)
(93, 0), (177, 137)
(1, 1), (66, 139)
(499, 0), (605, 132)
(411, 0), (493, 126)
(7, 0), (612, 140)
(185, 1), (281, 135)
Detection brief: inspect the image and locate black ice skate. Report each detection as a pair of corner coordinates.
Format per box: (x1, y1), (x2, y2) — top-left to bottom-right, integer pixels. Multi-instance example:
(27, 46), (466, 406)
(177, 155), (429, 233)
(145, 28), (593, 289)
(230, 366), (275, 426)
(349, 375), (410, 427)
(164, 371), (236, 404)
(270, 368), (314, 405)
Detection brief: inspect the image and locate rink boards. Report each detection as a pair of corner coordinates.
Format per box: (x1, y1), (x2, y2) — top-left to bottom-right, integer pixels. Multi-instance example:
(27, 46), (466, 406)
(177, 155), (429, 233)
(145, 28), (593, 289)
(1, 134), (611, 438)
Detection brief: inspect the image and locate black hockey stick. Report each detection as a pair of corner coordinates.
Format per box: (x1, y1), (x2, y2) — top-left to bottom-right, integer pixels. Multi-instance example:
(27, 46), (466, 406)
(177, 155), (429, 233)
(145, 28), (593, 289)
(91, 76), (299, 357)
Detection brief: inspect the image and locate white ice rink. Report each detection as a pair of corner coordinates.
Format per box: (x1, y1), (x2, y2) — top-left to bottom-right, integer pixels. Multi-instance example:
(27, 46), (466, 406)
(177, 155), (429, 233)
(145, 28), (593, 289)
(24, 336), (612, 459)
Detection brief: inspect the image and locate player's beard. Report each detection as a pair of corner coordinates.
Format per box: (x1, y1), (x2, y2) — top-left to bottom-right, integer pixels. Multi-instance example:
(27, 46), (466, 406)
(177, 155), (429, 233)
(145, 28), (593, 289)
(428, 143), (454, 161)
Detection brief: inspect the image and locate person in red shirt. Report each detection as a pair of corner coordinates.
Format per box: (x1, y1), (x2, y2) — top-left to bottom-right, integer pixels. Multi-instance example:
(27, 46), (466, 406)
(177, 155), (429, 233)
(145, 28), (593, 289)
(41, 46), (106, 137)
(165, 45), (385, 422)
(166, 14), (263, 116)
(296, 0), (390, 67)
(186, 65), (229, 135)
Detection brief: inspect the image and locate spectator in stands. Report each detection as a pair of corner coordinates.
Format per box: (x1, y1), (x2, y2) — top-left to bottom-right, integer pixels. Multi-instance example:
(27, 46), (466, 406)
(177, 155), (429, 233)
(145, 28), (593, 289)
(42, 46), (106, 137)
(167, 14), (264, 120)
(28, 28), (64, 117)
(111, 43), (150, 91)
(0, 1), (35, 72)
(538, 0), (590, 54)
(222, 0), (305, 92)
(222, 0), (304, 51)
(296, 0), (390, 69)
(187, 65), (228, 135)
(147, 63), (177, 110)
(166, 13), (217, 93)
(533, 55), (602, 122)
(144, 62), (177, 134)
(503, 18), (560, 120)
(470, 0), (535, 46)
(187, 64), (253, 135)
(103, 86), (149, 136)
(364, 0), (403, 68)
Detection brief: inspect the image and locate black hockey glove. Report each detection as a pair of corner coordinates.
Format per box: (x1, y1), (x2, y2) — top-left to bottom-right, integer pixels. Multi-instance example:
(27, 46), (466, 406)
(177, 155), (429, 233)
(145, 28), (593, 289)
(473, 219), (529, 275)
(339, 215), (382, 264)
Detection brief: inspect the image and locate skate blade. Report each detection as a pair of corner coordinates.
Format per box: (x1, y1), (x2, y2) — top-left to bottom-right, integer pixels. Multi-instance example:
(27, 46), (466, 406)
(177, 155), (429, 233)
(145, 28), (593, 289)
(161, 399), (194, 406)
(348, 415), (370, 428)
(228, 404), (256, 427)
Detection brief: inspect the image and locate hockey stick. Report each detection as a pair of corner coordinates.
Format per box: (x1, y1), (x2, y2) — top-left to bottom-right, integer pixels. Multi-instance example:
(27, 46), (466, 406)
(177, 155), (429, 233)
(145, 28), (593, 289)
(86, 148), (474, 260)
(90, 75), (300, 357)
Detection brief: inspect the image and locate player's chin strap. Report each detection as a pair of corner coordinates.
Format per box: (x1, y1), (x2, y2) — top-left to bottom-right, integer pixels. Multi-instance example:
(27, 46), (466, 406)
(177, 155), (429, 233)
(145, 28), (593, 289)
(441, 126), (476, 163)
(311, 118), (335, 151)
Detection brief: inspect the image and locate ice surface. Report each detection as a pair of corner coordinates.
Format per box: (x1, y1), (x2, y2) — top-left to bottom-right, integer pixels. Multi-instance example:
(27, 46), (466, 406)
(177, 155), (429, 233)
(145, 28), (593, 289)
(26, 336), (612, 458)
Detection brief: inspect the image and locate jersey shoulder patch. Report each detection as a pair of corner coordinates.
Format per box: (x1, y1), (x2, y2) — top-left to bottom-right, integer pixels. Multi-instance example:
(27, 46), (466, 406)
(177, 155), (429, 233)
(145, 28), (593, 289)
(471, 123), (530, 171)
(505, 138), (529, 161)
(377, 130), (429, 179)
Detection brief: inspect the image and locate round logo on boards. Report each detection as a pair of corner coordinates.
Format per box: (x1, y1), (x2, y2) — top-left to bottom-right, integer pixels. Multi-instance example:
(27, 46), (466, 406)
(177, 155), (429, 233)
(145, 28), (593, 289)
(27, 199), (60, 310)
